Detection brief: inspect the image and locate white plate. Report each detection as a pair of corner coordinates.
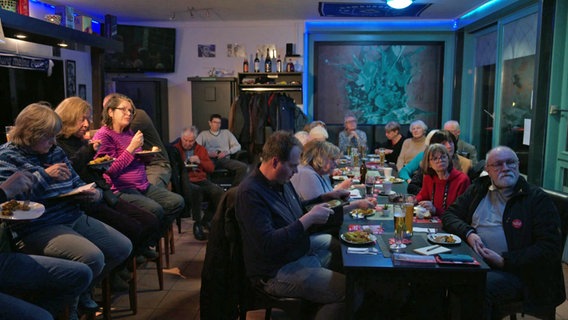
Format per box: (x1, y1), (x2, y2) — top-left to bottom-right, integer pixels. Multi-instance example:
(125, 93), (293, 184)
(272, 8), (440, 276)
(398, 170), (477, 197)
(56, 182), (96, 198)
(332, 175), (348, 181)
(427, 233), (462, 245)
(340, 232), (377, 245)
(0, 201), (45, 220)
(349, 208), (376, 218)
(185, 163), (198, 168)
(87, 159), (114, 169)
(378, 190), (396, 196)
(135, 150), (161, 155)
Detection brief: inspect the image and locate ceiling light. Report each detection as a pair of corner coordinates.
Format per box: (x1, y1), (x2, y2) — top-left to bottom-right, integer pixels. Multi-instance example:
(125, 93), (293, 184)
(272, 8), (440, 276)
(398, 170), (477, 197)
(386, 0), (413, 9)
(15, 33), (27, 39)
(58, 41), (68, 48)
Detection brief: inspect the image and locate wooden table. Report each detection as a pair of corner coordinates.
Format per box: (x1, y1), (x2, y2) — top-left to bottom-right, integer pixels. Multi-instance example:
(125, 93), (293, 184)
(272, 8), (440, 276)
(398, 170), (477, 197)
(341, 183), (490, 319)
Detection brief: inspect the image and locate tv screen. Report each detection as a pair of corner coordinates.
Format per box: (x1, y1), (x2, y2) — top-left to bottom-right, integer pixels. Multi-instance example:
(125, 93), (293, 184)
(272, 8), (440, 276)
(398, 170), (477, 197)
(105, 25), (176, 73)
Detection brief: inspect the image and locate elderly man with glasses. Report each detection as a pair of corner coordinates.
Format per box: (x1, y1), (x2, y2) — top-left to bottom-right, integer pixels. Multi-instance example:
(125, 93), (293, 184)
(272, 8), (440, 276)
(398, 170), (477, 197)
(442, 146), (565, 319)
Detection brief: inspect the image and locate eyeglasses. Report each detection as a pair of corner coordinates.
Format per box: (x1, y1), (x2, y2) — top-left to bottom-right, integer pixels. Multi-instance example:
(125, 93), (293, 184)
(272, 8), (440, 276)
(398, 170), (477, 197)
(429, 154), (448, 162)
(115, 107), (136, 116)
(487, 159), (518, 170)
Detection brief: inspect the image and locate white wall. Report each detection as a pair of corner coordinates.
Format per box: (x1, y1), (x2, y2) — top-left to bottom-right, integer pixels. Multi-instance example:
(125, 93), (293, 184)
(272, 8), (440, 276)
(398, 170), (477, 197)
(118, 20), (305, 140)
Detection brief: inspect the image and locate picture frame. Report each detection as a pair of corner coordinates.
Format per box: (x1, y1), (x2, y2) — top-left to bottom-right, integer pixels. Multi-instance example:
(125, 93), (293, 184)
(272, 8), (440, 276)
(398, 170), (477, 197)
(65, 60), (76, 97)
(78, 84), (87, 100)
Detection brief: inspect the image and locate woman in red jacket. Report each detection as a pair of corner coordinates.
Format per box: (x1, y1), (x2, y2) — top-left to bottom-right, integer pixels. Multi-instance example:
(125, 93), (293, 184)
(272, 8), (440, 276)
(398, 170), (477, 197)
(416, 143), (470, 216)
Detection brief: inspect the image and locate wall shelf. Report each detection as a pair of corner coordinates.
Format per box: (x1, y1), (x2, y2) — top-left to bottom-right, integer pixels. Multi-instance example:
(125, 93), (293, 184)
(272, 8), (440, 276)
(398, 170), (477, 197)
(0, 10), (123, 52)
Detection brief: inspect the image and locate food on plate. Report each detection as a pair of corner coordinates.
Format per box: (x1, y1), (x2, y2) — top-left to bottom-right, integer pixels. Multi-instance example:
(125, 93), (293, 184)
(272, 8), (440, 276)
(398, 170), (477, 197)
(351, 208), (375, 216)
(434, 235), (456, 244)
(326, 199), (342, 208)
(151, 146), (160, 152)
(88, 155), (113, 165)
(1, 199), (30, 216)
(343, 230), (373, 243)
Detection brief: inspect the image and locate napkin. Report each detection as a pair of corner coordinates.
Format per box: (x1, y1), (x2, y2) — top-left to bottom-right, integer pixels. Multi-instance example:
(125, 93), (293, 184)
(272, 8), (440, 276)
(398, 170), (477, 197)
(349, 189), (362, 199)
(347, 247), (378, 255)
(413, 245), (451, 255)
(413, 227), (438, 233)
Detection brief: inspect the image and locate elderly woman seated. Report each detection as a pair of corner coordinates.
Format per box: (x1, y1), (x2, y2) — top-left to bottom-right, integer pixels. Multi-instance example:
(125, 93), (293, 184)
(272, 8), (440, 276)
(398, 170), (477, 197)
(0, 103), (132, 315)
(290, 140), (375, 212)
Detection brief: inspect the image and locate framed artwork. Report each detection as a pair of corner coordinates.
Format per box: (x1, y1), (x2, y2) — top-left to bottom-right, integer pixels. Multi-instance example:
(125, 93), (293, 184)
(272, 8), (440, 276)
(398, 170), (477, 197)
(313, 41), (444, 127)
(78, 84), (87, 100)
(198, 44), (216, 57)
(65, 60), (76, 97)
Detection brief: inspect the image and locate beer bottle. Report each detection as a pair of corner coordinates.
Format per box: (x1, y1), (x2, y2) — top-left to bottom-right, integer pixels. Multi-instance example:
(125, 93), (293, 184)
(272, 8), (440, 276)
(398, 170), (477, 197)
(360, 159), (367, 184)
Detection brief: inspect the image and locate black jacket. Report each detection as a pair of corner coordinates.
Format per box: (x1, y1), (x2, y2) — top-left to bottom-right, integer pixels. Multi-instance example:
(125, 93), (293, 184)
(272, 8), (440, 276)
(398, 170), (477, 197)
(442, 176), (566, 312)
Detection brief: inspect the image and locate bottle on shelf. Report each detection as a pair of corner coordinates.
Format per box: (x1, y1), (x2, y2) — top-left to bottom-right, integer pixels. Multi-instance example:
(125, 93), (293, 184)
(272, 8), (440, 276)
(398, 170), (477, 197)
(243, 58), (249, 73)
(254, 53), (260, 72)
(276, 55), (282, 72)
(264, 48), (272, 73)
(286, 58), (295, 72)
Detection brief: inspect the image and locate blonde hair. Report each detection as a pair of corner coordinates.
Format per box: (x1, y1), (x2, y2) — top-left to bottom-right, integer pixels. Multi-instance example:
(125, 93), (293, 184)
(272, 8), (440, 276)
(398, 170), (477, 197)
(11, 103), (62, 147)
(309, 126), (328, 141)
(301, 140), (340, 172)
(55, 97), (92, 138)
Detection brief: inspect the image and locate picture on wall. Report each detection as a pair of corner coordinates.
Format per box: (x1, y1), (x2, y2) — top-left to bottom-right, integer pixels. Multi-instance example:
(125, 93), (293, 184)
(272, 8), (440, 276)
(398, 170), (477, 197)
(314, 42), (444, 127)
(65, 60), (76, 97)
(198, 44), (216, 57)
(78, 84), (87, 100)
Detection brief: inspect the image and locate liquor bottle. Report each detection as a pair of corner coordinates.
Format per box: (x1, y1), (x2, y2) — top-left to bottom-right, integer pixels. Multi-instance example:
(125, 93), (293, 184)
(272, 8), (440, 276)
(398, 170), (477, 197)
(253, 53), (260, 72)
(360, 159), (367, 184)
(243, 58), (249, 73)
(264, 48), (272, 73)
(276, 55), (282, 72)
(286, 58), (294, 72)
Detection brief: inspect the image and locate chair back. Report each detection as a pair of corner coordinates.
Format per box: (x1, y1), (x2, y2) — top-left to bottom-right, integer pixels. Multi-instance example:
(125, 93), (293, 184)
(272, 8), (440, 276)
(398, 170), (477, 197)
(542, 188), (568, 261)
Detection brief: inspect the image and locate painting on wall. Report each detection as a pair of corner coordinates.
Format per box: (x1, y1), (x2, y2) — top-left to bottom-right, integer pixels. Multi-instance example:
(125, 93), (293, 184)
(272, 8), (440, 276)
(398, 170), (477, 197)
(198, 44), (216, 57)
(65, 60), (76, 97)
(314, 42), (444, 127)
(78, 84), (87, 100)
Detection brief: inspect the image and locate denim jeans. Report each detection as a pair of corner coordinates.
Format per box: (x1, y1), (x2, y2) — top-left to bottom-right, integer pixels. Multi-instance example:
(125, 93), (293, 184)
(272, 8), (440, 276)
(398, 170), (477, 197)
(264, 233), (345, 320)
(0, 253), (92, 318)
(486, 270), (523, 319)
(17, 214), (132, 284)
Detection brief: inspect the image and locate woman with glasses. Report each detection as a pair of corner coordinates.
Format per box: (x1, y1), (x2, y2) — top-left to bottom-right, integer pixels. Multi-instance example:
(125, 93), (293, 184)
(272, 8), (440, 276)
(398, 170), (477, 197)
(92, 94), (184, 232)
(415, 143), (470, 216)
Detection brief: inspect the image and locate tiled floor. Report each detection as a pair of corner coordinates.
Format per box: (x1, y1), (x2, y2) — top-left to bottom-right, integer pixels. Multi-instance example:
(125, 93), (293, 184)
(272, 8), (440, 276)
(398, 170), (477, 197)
(99, 218), (568, 319)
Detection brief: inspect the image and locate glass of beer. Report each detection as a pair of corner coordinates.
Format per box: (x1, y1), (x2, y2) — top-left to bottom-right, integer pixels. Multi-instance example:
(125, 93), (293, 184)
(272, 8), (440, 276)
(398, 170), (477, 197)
(404, 194), (416, 239)
(390, 205), (406, 251)
(5, 126), (14, 142)
(378, 148), (385, 165)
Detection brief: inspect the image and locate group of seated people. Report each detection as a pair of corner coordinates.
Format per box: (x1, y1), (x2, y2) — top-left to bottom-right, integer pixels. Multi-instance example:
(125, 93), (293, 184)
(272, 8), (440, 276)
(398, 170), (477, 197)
(233, 114), (564, 319)
(0, 95), (251, 318)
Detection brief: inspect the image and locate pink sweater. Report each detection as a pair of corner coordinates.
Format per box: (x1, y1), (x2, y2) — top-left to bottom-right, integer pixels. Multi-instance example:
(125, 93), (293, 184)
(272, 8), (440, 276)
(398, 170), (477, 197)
(93, 126), (150, 193)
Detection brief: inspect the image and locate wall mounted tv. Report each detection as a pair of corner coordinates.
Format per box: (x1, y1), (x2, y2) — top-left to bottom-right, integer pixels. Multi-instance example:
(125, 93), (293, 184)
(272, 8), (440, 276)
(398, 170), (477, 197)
(104, 25), (176, 73)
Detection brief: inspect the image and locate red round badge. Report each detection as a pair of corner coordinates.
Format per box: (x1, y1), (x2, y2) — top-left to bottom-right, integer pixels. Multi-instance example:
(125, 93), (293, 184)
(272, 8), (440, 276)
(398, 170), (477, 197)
(512, 219), (523, 229)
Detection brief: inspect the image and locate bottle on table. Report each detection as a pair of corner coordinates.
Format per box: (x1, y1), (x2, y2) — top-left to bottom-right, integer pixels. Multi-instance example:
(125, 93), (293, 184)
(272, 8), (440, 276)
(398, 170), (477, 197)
(254, 53), (260, 72)
(264, 48), (272, 72)
(360, 159), (367, 186)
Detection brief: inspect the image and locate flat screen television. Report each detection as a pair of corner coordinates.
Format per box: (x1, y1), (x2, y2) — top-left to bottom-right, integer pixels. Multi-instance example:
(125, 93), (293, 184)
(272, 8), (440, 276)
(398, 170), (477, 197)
(104, 25), (176, 73)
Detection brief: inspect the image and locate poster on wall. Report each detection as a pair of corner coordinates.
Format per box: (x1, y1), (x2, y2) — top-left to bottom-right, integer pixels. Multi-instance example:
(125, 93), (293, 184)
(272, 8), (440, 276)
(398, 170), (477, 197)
(78, 84), (87, 100)
(314, 42), (444, 127)
(227, 44), (246, 58)
(65, 60), (76, 97)
(198, 44), (216, 57)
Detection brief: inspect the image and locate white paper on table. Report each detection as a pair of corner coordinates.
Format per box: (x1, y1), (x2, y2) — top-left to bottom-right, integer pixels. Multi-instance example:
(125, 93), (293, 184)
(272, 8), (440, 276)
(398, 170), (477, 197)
(523, 119), (531, 146)
(413, 227), (437, 233)
(349, 189), (362, 199)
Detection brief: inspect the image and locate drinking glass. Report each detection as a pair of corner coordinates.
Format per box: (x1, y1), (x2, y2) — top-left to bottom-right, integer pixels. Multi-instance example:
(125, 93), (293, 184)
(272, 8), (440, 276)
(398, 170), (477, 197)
(390, 205), (406, 251)
(404, 194), (416, 239)
(365, 175), (375, 196)
(378, 148), (386, 165)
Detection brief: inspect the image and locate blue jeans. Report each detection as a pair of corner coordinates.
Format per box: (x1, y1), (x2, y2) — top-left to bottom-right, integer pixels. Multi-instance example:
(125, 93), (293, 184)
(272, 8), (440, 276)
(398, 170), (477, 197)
(17, 214), (132, 284)
(118, 184), (185, 226)
(264, 234), (345, 320)
(486, 270), (524, 319)
(0, 253), (92, 318)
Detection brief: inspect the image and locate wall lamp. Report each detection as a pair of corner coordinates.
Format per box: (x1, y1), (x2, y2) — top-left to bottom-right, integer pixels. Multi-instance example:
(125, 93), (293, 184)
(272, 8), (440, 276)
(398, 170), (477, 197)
(386, 0), (413, 9)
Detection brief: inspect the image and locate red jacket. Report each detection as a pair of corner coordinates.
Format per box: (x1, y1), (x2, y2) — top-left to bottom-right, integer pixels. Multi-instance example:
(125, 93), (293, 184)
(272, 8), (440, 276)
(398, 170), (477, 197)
(416, 168), (470, 216)
(174, 141), (215, 183)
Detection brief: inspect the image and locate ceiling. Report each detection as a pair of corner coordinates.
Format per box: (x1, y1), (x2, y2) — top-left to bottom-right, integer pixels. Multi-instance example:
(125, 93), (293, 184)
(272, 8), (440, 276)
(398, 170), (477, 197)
(43, 0), (492, 23)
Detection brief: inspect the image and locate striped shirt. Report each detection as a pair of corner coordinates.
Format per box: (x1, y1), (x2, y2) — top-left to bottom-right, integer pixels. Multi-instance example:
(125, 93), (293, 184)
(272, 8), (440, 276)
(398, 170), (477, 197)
(93, 126), (150, 193)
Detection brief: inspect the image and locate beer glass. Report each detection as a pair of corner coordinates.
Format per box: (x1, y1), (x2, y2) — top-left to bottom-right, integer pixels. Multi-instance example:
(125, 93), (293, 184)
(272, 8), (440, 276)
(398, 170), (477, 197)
(404, 194), (416, 239)
(378, 148), (386, 165)
(390, 205), (406, 251)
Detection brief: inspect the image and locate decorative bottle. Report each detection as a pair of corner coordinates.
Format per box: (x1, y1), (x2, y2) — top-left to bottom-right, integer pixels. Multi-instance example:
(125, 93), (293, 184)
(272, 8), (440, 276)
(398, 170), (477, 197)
(276, 55), (282, 72)
(243, 58), (249, 73)
(264, 48), (272, 73)
(253, 53), (260, 72)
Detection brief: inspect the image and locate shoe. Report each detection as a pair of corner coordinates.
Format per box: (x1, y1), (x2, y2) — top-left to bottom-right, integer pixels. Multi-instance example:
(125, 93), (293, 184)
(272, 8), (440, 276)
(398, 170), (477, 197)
(142, 247), (159, 260)
(117, 267), (131, 281)
(110, 272), (130, 292)
(136, 255), (147, 265)
(79, 292), (99, 311)
(193, 222), (207, 241)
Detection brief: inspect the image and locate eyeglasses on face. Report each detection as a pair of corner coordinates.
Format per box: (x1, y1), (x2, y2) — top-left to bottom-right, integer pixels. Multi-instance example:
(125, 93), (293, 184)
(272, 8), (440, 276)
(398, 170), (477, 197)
(429, 154), (448, 162)
(115, 107), (136, 115)
(487, 159), (518, 170)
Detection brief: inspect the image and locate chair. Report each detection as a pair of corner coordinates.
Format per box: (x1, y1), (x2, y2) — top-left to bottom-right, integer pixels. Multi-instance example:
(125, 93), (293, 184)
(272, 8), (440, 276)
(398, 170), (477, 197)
(200, 188), (319, 319)
(500, 188), (568, 320)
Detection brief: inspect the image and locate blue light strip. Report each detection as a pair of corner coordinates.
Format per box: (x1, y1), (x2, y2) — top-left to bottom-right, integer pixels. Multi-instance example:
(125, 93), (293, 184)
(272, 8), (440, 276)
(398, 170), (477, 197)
(306, 19), (456, 32)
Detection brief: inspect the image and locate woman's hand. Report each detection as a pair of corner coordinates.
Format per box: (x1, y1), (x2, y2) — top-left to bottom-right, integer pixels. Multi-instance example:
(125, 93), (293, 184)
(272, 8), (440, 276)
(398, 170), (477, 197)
(89, 139), (101, 152)
(335, 178), (353, 190)
(45, 163), (71, 181)
(353, 199), (376, 209)
(127, 130), (144, 153)
(418, 200), (436, 214)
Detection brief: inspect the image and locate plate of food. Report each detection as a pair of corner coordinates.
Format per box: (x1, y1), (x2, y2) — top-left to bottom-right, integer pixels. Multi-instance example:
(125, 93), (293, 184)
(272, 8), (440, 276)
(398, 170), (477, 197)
(326, 199), (349, 208)
(350, 208), (376, 218)
(386, 177), (405, 184)
(427, 233), (462, 245)
(135, 146), (161, 155)
(0, 200), (45, 220)
(88, 155), (114, 169)
(332, 175), (348, 181)
(340, 230), (377, 245)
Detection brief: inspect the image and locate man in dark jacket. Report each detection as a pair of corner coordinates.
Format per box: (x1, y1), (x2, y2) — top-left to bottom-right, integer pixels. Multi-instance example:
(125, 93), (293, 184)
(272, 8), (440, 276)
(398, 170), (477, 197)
(443, 146), (565, 319)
